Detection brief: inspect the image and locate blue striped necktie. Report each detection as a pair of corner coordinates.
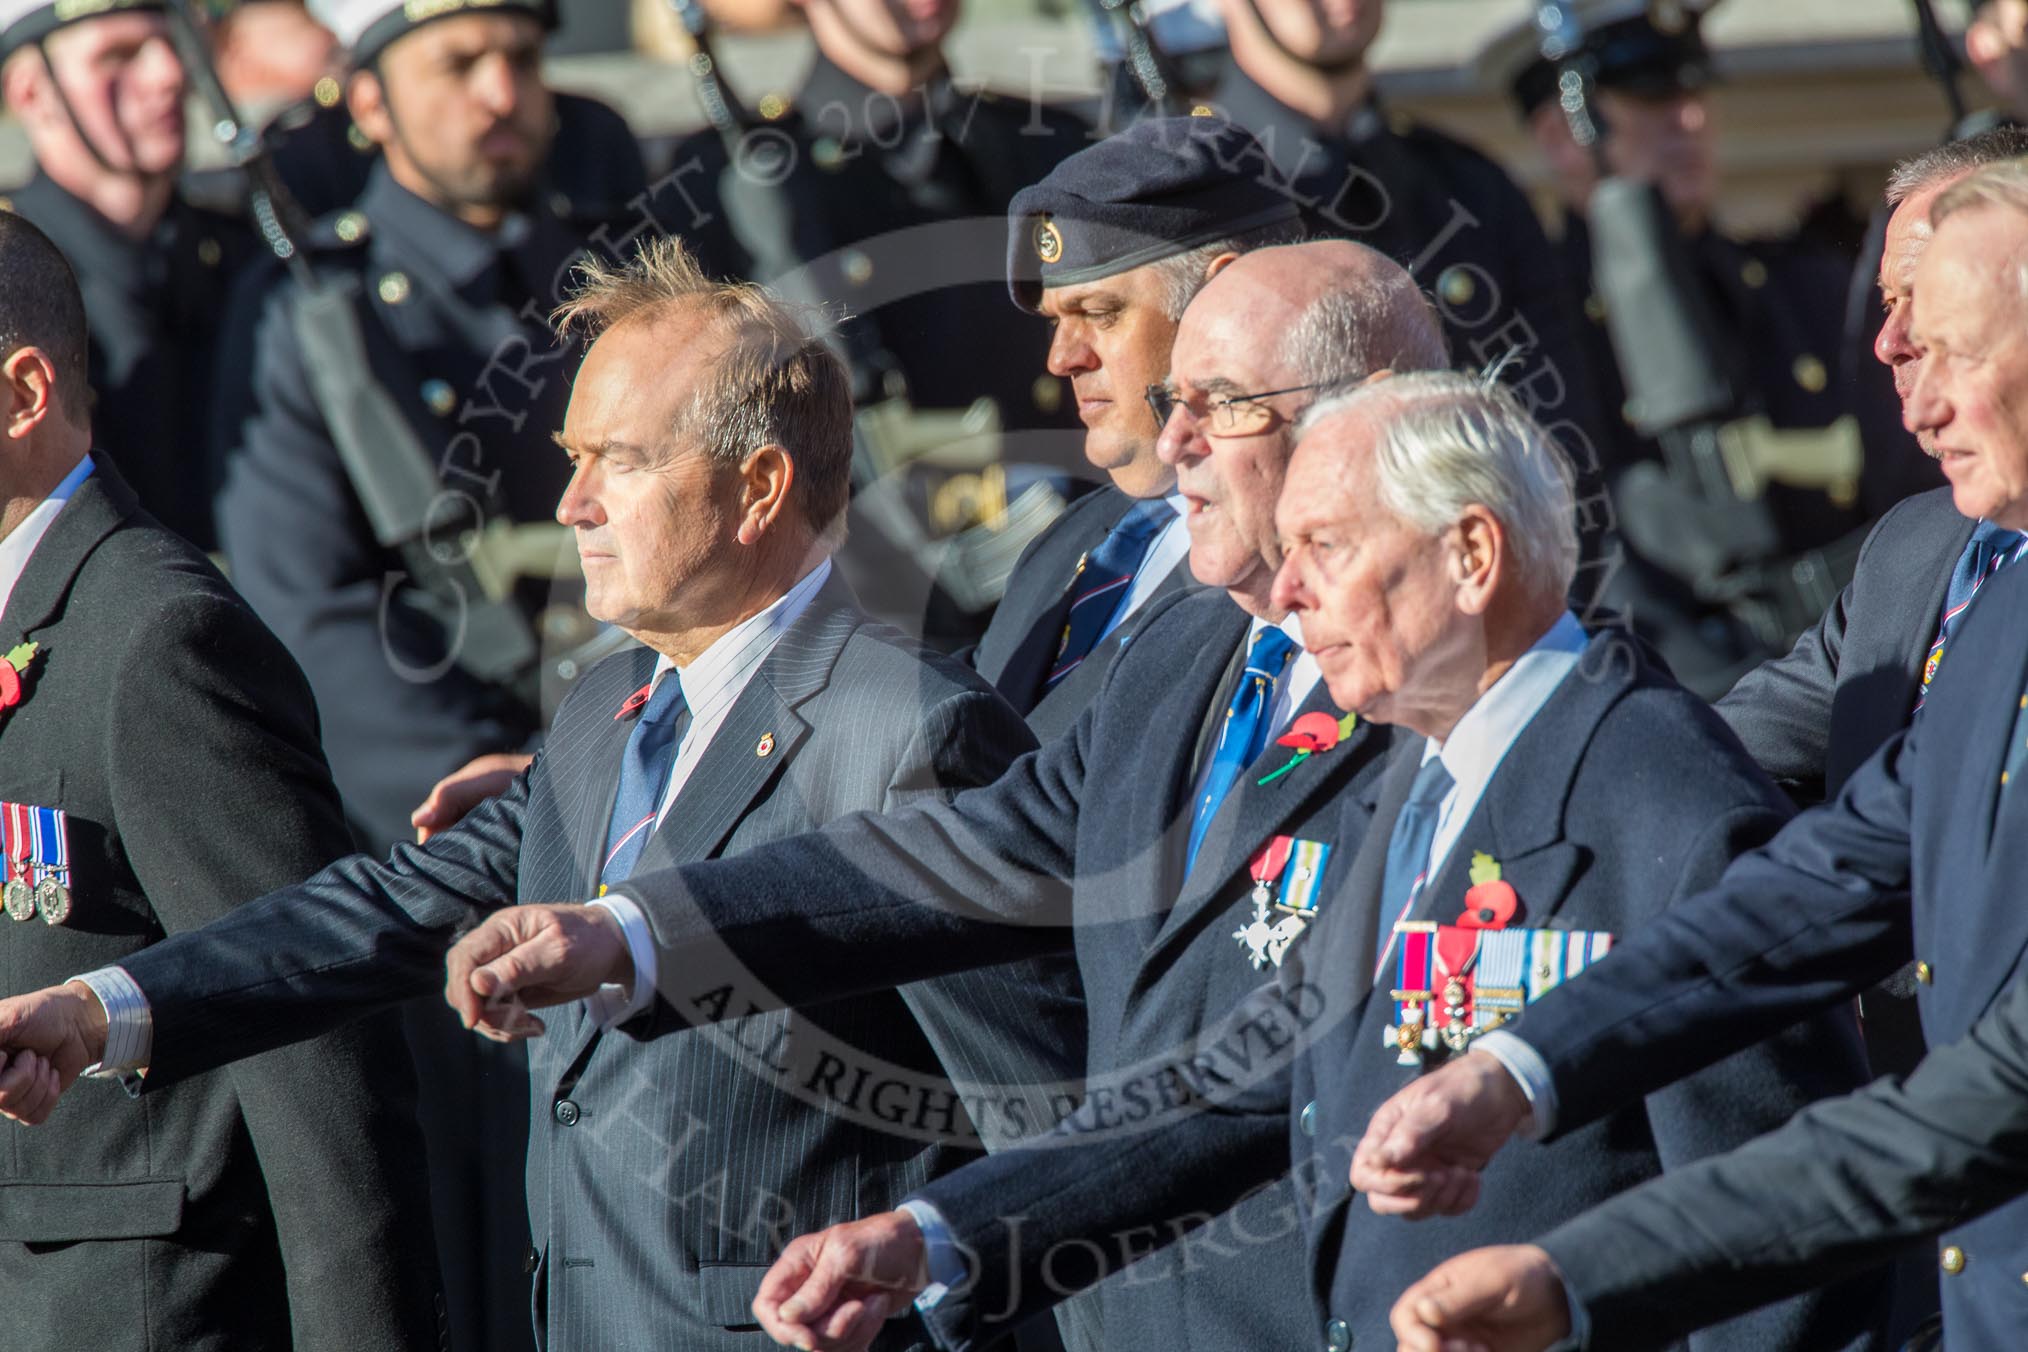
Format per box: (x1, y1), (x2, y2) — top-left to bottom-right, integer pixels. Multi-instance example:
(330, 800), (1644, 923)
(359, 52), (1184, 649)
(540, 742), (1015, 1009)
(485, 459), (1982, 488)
(1377, 755), (1456, 958)
(1184, 626), (1298, 873)
(1045, 498), (1174, 690)
(1916, 521), (2026, 714)
(600, 674), (688, 890)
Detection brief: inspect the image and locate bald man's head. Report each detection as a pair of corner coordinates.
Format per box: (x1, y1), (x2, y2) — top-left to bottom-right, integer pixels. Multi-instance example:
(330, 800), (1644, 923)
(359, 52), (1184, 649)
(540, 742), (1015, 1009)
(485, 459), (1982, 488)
(1154, 238), (1449, 613)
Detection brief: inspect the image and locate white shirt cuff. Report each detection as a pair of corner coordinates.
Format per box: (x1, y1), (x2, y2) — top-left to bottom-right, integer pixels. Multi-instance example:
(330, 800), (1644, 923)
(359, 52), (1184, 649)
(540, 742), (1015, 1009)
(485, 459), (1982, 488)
(896, 1198), (969, 1309)
(70, 967), (152, 1076)
(1474, 1030), (1555, 1140)
(584, 894), (658, 1027)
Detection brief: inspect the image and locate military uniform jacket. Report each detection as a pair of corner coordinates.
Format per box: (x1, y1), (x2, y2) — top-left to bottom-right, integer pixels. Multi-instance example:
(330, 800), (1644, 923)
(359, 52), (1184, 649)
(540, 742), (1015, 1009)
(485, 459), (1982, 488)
(114, 576), (1085, 1352)
(612, 588), (1401, 1351)
(8, 174), (257, 550)
(1718, 486), (1973, 806)
(1207, 66), (1601, 466)
(213, 161), (587, 851)
(1558, 219), (1890, 555)
(0, 460), (441, 1350)
(968, 483), (1194, 740)
(1506, 561), (2028, 1350)
(660, 56), (1090, 446)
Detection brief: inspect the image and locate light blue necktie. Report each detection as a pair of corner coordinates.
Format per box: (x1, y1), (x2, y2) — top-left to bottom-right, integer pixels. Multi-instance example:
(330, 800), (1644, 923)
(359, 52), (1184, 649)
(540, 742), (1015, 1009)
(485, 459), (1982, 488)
(1376, 755), (1456, 957)
(1184, 626), (1298, 874)
(599, 674), (688, 890)
(1044, 498), (1175, 691)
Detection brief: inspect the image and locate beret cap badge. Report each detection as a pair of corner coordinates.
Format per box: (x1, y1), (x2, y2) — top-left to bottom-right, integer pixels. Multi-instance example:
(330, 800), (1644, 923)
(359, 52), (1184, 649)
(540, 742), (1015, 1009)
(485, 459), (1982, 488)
(1034, 219), (1064, 265)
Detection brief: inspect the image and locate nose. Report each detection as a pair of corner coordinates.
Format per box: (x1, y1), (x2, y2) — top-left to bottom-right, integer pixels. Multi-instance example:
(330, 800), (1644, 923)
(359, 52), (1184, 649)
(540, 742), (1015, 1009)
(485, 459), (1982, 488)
(1673, 94), (1708, 133)
(555, 465), (601, 528)
(1875, 299), (1914, 369)
(473, 51), (520, 117)
(1046, 322), (1094, 378)
(1154, 402), (1200, 467)
(1269, 548), (1309, 615)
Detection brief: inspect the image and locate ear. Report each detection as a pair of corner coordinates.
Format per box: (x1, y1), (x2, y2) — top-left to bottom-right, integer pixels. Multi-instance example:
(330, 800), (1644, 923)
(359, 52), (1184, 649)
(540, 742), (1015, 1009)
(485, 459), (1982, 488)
(345, 67), (392, 147)
(3, 346), (62, 441)
(1, 49), (49, 127)
(735, 443), (795, 546)
(1200, 250), (1242, 286)
(1449, 506), (1503, 616)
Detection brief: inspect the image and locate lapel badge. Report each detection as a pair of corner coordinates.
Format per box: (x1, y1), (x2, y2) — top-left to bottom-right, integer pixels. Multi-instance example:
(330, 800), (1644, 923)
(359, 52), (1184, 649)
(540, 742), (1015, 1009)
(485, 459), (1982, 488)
(1458, 851), (1519, 929)
(756, 732), (776, 758)
(1034, 219), (1064, 265)
(614, 682), (654, 720)
(1234, 835), (1332, 969)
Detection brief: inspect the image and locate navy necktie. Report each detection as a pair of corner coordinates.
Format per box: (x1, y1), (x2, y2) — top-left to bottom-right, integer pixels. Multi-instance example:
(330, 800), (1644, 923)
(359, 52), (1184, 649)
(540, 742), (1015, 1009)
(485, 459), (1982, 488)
(1044, 498), (1174, 690)
(599, 674), (688, 890)
(1185, 626), (1299, 874)
(1915, 521), (2026, 714)
(1377, 755), (1456, 958)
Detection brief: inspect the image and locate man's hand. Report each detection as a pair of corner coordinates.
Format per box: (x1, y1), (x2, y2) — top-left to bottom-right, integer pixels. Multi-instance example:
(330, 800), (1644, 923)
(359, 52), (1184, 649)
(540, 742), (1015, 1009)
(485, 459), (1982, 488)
(753, 1211), (929, 1352)
(1351, 1049), (1531, 1217)
(0, 982), (112, 1124)
(412, 752), (534, 843)
(443, 904), (632, 1041)
(1389, 1244), (1573, 1352)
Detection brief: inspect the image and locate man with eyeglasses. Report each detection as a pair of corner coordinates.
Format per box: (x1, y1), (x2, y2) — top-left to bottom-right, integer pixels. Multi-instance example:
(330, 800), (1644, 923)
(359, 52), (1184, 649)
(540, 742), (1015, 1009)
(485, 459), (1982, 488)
(435, 237), (1448, 1352)
(965, 115), (1301, 742)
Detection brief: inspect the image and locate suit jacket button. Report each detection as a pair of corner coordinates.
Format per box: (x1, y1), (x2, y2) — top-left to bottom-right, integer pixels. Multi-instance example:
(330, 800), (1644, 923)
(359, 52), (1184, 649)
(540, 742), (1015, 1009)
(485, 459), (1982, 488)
(554, 1099), (581, 1127)
(1941, 1245), (1965, 1274)
(1324, 1316), (1352, 1350)
(1916, 961), (1934, 984)
(1299, 1100), (1317, 1138)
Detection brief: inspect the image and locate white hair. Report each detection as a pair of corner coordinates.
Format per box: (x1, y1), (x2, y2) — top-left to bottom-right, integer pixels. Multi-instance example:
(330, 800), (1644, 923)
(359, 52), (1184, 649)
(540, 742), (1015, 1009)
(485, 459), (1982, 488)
(1929, 157), (2028, 302)
(1297, 371), (1579, 599)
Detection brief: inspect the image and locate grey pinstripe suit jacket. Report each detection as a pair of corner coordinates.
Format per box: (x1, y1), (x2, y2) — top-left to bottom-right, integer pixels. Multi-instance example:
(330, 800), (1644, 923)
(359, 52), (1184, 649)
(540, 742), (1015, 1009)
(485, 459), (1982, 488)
(119, 576), (1087, 1352)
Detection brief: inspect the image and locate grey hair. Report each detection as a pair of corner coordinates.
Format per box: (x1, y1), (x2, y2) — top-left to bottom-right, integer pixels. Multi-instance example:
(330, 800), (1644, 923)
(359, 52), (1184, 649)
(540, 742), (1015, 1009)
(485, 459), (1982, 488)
(1276, 268), (1450, 387)
(1886, 126), (2028, 206)
(1149, 220), (1307, 320)
(1297, 371), (1579, 599)
(1932, 156), (2028, 226)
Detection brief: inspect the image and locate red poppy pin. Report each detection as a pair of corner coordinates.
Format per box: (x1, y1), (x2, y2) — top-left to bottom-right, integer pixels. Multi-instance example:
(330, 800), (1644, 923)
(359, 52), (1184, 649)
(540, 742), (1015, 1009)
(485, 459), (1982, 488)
(0, 642), (40, 725)
(1256, 711), (1357, 786)
(1457, 851), (1519, 929)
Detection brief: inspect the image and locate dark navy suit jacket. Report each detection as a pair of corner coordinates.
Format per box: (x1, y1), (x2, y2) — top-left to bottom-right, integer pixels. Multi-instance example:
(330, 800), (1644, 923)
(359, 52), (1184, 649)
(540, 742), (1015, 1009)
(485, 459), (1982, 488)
(1541, 969), (2028, 1349)
(877, 628), (1880, 1352)
(1500, 562), (2028, 1350)
(618, 588), (1399, 1351)
(968, 483), (1194, 742)
(1718, 486), (1973, 805)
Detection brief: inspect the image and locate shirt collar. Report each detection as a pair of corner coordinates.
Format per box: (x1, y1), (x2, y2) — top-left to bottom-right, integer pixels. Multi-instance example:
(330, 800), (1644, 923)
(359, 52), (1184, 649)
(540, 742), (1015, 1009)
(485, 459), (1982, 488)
(651, 558), (834, 705)
(0, 454), (93, 621)
(358, 159), (553, 293)
(1425, 610), (1588, 789)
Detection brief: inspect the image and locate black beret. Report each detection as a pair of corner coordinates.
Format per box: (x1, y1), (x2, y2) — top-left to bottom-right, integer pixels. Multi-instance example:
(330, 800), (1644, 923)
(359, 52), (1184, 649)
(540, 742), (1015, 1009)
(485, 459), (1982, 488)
(1503, 2), (1715, 118)
(1005, 114), (1303, 313)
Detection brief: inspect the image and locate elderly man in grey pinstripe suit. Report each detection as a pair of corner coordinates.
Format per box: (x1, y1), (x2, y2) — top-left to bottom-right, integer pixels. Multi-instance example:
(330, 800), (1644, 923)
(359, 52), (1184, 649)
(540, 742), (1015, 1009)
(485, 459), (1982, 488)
(0, 237), (1086, 1352)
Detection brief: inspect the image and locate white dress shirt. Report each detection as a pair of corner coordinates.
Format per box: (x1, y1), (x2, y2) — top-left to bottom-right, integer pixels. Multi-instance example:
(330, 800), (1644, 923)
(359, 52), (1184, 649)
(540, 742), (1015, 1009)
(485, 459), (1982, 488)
(80, 557), (835, 1068)
(1372, 611), (1590, 974)
(0, 454), (92, 619)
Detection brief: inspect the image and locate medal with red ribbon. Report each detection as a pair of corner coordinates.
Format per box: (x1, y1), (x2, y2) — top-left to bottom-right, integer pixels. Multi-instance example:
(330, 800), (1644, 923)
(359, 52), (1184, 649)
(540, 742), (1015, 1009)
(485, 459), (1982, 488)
(1233, 834), (1294, 969)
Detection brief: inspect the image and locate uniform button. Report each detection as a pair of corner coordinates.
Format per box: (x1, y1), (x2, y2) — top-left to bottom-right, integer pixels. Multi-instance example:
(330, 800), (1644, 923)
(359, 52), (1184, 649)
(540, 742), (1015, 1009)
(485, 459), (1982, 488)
(522, 1244), (539, 1274)
(1941, 1244), (1965, 1274)
(1324, 1316), (1352, 1351)
(553, 1099), (581, 1127)
(314, 75), (342, 108)
(1792, 354), (1829, 394)
(758, 92), (789, 121)
(1740, 258), (1769, 289)
(378, 271), (412, 306)
(422, 379), (458, 416)
(1437, 265), (1476, 308)
(1916, 961), (1933, 985)
(197, 237), (222, 267)
(1299, 1100), (1317, 1138)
